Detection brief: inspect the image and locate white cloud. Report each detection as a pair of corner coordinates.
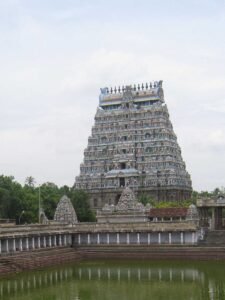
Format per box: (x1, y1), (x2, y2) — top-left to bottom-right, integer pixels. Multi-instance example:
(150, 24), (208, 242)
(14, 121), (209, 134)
(0, 1), (225, 191)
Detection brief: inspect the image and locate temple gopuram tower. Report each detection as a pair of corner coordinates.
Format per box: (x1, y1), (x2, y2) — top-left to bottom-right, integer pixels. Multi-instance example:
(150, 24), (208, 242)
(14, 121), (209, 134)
(75, 81), (192, 209)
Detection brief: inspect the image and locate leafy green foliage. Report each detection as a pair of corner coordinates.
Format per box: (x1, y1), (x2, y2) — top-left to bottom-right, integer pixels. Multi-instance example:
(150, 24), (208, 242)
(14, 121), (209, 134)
(155, 200), (192, 208)
(138, 193), (155, 206)
(40, 182), (61, 219)
(25, 176), (36, 187)
(70, 190), (96, 222)
(0, 175), (23, 222)
(0, 174), (224, 224)
(0, 175), (96, 224)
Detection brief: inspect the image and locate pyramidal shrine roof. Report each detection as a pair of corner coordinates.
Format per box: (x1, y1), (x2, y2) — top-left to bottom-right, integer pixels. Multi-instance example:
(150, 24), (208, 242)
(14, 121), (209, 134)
(54, 195), (78, 224)
(116, 187), (145, 211)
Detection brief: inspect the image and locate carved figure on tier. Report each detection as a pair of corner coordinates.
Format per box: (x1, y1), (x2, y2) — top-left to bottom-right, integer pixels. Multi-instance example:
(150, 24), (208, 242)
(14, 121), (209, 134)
(74, 81), (192, 209)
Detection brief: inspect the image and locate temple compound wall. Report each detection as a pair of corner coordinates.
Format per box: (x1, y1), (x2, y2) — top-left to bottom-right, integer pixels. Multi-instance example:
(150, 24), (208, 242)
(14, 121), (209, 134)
(74, 81), (192, 209)
(0, 194), (200, 256)
(72, 222), (199, 246)
(0, 225), (72, 255)
(0, 222), (200, 255)
(73, 232), (196, 246)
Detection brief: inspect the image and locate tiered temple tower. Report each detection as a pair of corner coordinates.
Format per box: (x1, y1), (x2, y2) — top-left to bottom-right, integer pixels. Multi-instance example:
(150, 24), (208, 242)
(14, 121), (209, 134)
(75, 81), (192, 209)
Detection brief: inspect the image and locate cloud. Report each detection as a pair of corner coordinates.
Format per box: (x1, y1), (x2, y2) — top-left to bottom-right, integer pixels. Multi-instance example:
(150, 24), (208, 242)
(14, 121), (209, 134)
(0, 1), (225, 191)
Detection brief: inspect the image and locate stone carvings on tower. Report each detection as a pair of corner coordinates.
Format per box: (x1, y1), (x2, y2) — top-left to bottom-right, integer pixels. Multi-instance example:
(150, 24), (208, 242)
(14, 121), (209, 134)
(75, 81), (192, 209)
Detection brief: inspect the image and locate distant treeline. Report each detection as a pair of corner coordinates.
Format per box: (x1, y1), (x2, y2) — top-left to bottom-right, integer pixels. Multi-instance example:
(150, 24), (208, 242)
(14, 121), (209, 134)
(0, 175), (95, 224)
(0, 175), (223, 224)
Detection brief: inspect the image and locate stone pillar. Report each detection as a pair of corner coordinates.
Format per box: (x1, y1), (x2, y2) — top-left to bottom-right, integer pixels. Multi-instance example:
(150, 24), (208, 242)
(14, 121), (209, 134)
(180, 232), (184, 244)
(148, 233), (150, 245)
(87, 234), (90, 245)
(12, 238), (16, 252)
(38, 236), (41, 249)
(78, 234), (80, 245)
(169, 233), (172, 244)
(126, 233), (130, 245)
(0, 239), (2, 254)
(69, 234), (71, 245)
(211, 208), (215, 230)
(158, 232), (161, 244)
(107, 233), (109, 245)
(137, 233), (140, 244)
(32, 237), (35, 249)
(54, 235), (57, 247)
(64, 235), (67, 246)
(97, 233), (100, 245)
(6, 239), (9, 253)
(43, 236), (46, 248)
(59, 235), (62, 246)
(192, 232), (195, 244)
(49, 236), (52, 247)
(19, 238), (23, 251)
(26, 237), (29, 250)
(117, 233), (120, 244)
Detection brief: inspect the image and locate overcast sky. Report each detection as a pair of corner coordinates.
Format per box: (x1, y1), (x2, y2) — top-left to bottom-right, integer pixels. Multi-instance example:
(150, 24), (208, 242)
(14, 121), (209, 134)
(0, 0), (225, 191)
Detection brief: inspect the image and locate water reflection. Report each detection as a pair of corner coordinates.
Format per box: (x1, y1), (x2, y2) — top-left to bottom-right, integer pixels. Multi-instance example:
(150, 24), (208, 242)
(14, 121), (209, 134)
(0, 261), (225, 300)
(75, 265), (201, 283)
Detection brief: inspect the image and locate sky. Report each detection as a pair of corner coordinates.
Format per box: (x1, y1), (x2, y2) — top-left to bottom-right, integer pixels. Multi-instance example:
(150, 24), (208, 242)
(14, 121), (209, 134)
(0, 0), (225, 191)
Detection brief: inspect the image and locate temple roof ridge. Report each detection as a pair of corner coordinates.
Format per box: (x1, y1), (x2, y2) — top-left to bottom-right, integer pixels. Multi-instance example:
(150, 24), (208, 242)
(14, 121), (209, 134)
(100, 80), (163, 95)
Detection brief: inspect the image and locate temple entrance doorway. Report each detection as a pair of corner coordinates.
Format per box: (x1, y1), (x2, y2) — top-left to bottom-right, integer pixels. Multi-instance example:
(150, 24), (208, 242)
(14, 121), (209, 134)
(115, 194), (121, 205)
(119, 177), (125, 187)
(214, 207), (223, 230)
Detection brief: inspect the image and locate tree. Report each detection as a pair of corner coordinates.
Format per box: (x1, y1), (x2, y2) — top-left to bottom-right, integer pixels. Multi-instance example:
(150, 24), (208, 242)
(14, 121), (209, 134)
(138, 193), (155, 206)
(0, 175), (23, 222)
(39, 182), (60, 219)
(22, 184), (39, 223)
(25, 176), (36, 188)
(70, 190), (96, 222)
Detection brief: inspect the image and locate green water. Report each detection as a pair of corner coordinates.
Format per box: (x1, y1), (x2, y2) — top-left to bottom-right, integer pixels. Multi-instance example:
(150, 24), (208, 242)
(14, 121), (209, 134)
(1, 260), (225, 300)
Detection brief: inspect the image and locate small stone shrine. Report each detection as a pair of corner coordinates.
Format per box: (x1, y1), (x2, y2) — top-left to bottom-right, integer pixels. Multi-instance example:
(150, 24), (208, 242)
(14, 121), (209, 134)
(39, 208), (49, 225)
(54, 195), (78, 224)
(97, 187), (150, 223)
(186, 204), (199, 221)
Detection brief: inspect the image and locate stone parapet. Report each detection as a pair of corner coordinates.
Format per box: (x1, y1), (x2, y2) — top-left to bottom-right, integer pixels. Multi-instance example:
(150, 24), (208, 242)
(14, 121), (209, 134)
(73, 221), (198, 233)
(0, 221), (198, 237)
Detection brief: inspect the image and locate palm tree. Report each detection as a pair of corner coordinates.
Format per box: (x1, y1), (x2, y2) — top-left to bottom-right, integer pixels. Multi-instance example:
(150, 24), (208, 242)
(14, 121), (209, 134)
(25, 176), (36, 188)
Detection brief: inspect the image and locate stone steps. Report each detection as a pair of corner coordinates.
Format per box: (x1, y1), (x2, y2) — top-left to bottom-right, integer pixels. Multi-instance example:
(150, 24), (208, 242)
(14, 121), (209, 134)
(0, 247), (81, 276)
(77, 245), (225, 261)
(199, 230), (225, 246)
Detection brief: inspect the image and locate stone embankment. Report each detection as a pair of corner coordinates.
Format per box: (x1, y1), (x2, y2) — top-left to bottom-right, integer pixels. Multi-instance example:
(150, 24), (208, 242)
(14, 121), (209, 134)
(76, 245), (225, 261)
(0, 247), (81, 277)
(2, 244), (225, 278)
